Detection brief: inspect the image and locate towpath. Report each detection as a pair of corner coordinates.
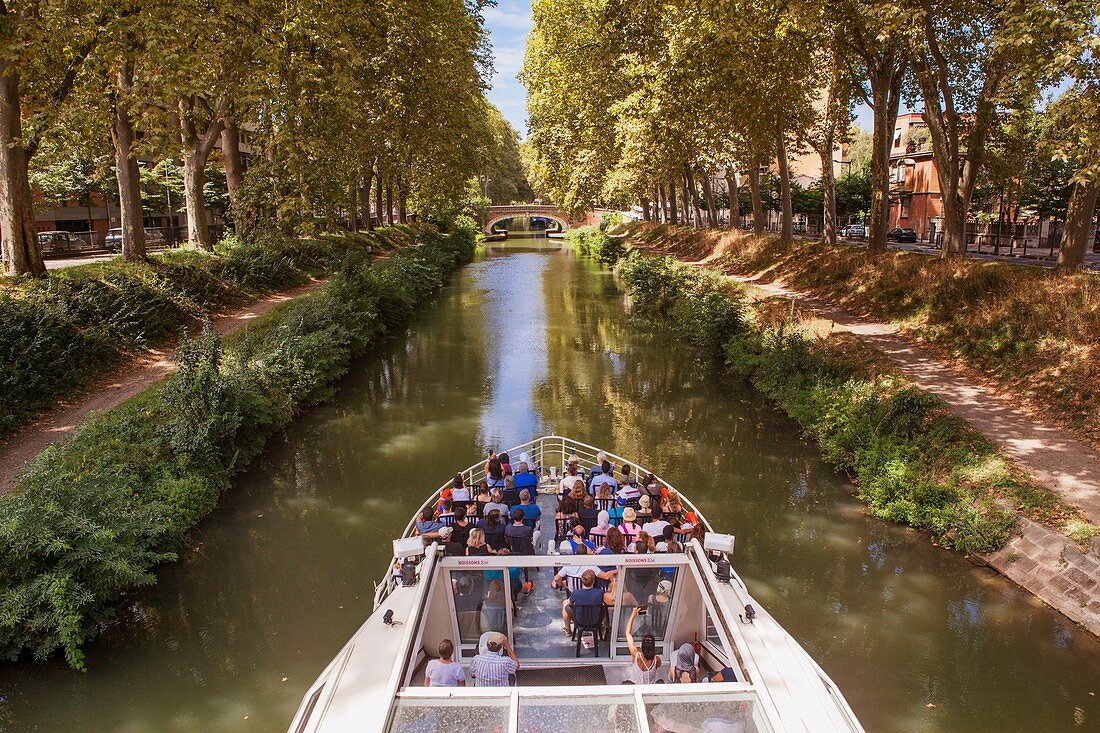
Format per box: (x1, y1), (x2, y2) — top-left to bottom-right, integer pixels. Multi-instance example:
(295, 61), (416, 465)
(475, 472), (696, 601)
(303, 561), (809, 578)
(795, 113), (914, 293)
(0, 279), (326, 493)
(635, 239), (1100, 633)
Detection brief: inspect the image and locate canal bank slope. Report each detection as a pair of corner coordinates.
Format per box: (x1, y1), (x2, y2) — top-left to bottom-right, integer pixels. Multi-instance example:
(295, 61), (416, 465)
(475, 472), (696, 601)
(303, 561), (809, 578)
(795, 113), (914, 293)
(583, 223), (1100, 636)
(0, 225), (476, 669)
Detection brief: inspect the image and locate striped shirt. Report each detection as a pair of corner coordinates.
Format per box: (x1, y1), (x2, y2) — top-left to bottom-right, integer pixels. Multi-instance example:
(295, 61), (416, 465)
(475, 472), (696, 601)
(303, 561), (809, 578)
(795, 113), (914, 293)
(469, 652), (517, 687)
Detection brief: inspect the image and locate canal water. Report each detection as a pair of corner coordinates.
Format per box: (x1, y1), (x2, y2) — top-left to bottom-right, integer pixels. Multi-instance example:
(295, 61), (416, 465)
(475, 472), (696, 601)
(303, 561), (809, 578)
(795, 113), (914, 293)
(1, 235), (1097, 732)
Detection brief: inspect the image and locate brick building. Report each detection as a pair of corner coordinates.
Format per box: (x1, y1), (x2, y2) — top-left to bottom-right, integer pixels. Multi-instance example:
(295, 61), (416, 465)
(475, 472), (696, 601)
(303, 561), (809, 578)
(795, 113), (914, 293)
(888, 112), (941, 240)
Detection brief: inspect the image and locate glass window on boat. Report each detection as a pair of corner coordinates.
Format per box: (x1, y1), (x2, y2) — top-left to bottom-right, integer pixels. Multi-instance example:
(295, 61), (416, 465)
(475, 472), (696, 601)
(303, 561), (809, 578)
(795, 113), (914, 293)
(388, 697), (511, 733)
(450, 570), (505, 644)
(518, 695), (641, 733)
(642, 692), (772, 733)
(617, 565), (679, 642)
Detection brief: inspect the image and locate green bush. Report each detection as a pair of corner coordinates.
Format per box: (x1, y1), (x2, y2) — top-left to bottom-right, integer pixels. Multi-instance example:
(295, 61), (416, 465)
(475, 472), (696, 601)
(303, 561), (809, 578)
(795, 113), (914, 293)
(0, 229), (395, 439)
(568, 225), (626, 266)
(609, 248), (1017, 555)
(0, 224), (475, 668)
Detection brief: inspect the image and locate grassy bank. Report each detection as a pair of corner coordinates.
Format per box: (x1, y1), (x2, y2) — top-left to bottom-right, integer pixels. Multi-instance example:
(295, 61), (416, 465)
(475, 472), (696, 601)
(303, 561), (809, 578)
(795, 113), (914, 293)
(570, 226), (1083, 556)
(621, 223), (1100, 449)
(0, 226), (475, 668)
(0, 228), (412, 439)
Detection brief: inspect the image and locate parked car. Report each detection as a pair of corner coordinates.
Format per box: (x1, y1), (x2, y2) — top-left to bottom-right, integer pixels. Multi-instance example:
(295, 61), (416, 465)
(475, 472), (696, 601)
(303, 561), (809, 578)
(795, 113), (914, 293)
(37, 230), (85, 255)
(105, 227), (167, 252)
(887, 227), (918, 243)
(841, 223), (866, 238)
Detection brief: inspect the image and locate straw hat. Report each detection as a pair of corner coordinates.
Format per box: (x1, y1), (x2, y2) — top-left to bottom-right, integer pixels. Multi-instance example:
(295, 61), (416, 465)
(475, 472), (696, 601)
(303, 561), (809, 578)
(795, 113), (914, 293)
(638, 495), (651, 508)
(623, 507), (637, 522)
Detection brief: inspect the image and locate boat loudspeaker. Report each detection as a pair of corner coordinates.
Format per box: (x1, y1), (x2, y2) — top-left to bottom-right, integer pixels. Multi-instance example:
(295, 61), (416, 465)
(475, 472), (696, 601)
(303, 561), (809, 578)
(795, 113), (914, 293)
(715, 554), (731, 584)
(738, 604), (757, 625)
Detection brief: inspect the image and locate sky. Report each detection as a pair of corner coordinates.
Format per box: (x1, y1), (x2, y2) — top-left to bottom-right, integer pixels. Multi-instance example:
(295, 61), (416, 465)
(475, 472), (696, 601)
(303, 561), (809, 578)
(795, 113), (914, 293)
(483, 1), (877, 139)
(484, 0), (535, 137)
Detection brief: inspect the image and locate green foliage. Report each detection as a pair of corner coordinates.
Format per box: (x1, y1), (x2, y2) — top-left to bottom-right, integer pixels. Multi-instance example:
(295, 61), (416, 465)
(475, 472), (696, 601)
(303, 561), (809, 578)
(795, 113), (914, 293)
(0, 231), (386, 438)
(613, 247), (1018, 554)
(0, 227), (472, 668)
(567, 225), (626, 266)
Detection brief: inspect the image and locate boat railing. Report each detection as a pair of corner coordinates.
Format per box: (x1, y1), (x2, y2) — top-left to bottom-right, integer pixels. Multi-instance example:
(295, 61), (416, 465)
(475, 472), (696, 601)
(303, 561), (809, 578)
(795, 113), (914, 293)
(376, 435), (715, 608)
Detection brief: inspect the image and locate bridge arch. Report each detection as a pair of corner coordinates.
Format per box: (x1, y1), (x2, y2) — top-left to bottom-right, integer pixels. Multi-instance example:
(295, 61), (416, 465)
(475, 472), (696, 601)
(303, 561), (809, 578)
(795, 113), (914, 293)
(484, 205), (573, 235)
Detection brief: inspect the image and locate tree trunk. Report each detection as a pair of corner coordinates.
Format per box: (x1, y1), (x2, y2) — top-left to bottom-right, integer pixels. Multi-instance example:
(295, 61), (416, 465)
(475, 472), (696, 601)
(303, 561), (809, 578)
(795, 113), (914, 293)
(1056, 177), (1097, 272)
(182, 150), (214, 250)
(385, 184), (394, 226)
(776, 131), (793, 241)
(361, 169), (373, 231)
(668, 178), (679, 225)
(0, 66), (45, 277)
(658, 183), (668, 223)
(684, 166), (702, 227)
(725, 169), (740, 230)
(820, 151), (837, 246)
(349, 180), (359, 231)
(221, 123), (244, 211)
(867, 70), (903, 254)
(641, 197), (652, 222)
(374, 169), (383, 228)
(680, 173), (693, 226)
(700, 169), (718, 228)
(749, 164), (765, 236)
(397, 186), (408, 224)
(110, 63), (146, 262)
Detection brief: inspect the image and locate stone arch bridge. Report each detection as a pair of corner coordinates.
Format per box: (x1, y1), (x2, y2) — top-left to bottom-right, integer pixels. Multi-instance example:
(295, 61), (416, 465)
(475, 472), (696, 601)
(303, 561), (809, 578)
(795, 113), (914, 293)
(484, 205), (606, 234)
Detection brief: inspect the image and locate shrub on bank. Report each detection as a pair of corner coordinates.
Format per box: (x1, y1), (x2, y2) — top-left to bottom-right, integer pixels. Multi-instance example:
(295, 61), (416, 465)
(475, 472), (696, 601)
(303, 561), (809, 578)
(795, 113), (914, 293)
(567, 225), (626, 266)
(0, 231), (397, 439)
(613, 250), (1018, 554)
(0, 226), (475, 669)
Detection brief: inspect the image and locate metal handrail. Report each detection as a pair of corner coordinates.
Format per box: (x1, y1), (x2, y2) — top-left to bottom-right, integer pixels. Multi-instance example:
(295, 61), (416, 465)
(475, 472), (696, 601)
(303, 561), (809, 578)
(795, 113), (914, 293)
(375, 435), (715, 609)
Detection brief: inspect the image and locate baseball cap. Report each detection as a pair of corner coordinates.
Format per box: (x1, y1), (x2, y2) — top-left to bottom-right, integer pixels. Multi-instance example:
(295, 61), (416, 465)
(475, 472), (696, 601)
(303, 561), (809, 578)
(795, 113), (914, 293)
(657, 579), (672, 595)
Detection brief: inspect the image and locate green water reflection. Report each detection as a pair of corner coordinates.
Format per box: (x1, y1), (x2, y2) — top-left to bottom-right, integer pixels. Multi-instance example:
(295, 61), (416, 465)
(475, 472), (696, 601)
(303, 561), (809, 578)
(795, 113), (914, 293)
(0, 236), (1097, 732)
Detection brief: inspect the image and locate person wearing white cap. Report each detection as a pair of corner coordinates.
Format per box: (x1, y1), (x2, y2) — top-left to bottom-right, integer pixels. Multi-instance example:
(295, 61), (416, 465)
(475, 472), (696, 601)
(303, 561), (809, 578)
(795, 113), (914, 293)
(438, 525), (464, 557)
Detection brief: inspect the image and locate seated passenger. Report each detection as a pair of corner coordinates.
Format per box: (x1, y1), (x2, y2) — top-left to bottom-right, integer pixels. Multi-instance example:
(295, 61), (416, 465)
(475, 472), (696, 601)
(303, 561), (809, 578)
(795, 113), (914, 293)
(626, 607), (662, 684)
(616, 479), (641, 501)
(636, 495), (654, 520)
(560, 462), (583, 496)
(451, 505), (473, 546)
(566, 521), (595, 553)
(578, 495), (601, 528)
(510, 489), (542, 529)
(619, 463), (638, 489)
(568, 479), (587, 503)
(484, 489), (509, 519)
(607, 496), (625, 526)
(603, 525), (627, 555)
(416, 507), (443, 541)
(438, 498), (454, 523)
(590, 460), (618, 496)
(425, 639), (466, 687)
(439, 526), (465, 557)
(504, 508), (536, 556)
(690, 523), (706, 547)
(655, 539), (682, 554)
(486, 548), (529, 598)
(469, 631), (519, 687)
(451, 473), (471, 502)
(497, 452), (513, 477)
(513, 461), (538, 491)
(590, 510), (611, 542)
(501, 475), (520, 506)
(619, 508), (641, 544)
(560, 569), (603, 636)
(670, 643), (701, 683)
(642, 513), (671, 539)
(474, 480), (492, 506)
(707, 666), (737, 683)
(630, 530), (656, 554)
(466, 527), (494, 556)
(478, 509), (507, 551)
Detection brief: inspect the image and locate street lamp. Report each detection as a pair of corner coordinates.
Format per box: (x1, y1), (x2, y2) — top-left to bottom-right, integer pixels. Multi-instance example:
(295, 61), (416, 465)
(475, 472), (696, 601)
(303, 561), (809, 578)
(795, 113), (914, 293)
(834, 159), (852, 178)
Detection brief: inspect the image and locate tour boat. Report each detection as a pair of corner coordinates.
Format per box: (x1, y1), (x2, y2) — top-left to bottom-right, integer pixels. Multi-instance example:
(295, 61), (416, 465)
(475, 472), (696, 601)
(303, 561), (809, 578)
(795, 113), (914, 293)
(287, 436), (865, 733)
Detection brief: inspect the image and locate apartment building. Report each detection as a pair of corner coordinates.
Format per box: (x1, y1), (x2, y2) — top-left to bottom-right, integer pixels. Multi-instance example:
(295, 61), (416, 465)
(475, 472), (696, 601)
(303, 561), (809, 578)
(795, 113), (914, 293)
(888, 112), (941, 240)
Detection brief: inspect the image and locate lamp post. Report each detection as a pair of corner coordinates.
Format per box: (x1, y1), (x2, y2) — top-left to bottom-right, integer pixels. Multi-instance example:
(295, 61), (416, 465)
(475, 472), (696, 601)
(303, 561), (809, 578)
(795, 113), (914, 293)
(164, 161), (175, 244)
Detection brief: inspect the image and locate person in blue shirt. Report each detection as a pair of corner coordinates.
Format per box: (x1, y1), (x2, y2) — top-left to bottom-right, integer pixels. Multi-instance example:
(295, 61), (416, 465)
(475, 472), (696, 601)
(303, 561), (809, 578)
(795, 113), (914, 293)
(513, 461), (539, 491)
(590, 460), (619, 497)
(510, 489), (542, 528)
(561, 569), (604, 636)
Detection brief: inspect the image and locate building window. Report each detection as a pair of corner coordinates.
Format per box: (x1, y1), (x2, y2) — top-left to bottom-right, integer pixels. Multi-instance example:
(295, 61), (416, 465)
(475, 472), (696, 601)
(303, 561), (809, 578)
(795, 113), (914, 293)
(900, 197), (910, 219)
(893, 128), (903, 148)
